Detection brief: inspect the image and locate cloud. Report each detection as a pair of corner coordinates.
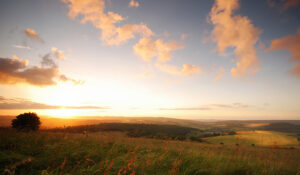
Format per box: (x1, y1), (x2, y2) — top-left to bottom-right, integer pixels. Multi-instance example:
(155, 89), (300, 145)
(266, 28), (300, 61)
(129, 0), (139, 8)
(41, 54), (57, 68)
(134, 37), (201, 76)
(59, 74), (85, 85)
(266, 28), (300, 78)
(106, 24), (153, 46)
(134, 37), (184, 63)
(0, 96), (109, 110)
(0, 55), (58, 86)
(51, 47), (67, 59)
(232, 102), (249, 108)
(62, 0), (201, 77)
(215, 66), (225, 82)
(289, 63), (300, 78)
(267, 0), (300, 10)
(134, 38), (157, 62)
(209, 0), (261, 77)
(0, 53), (82, 86)
(24, 28), (43, 42)
(283, 0), (300, 9)
(62, 0), (153, 46)
(12, 45), (31, 50)
(156, 63), (202, 76)
(204, 103), (248, 108)
(159, 107), (211, 111)
(158, 103), (249, 110)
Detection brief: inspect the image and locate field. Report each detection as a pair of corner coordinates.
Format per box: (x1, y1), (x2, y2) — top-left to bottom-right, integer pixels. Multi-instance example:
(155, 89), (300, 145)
(1, 129), (300, 175)
(1, 118), (300, 175)
(206, 130), (299, 146)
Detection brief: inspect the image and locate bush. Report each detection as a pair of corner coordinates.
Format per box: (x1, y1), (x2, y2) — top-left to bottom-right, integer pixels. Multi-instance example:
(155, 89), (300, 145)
(11, 112), (41, 131)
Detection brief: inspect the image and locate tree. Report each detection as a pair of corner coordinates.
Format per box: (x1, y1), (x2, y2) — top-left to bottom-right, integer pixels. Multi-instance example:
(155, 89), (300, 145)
(12, 112), (41, 131)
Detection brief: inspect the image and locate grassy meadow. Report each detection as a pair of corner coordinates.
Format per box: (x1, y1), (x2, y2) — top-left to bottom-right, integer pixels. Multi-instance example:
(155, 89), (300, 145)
(206, 130), (299, 146)
(1, 128), (300, 175)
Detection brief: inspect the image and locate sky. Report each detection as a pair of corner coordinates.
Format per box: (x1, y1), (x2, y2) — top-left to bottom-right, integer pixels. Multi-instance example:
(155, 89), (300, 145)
(0, 0), (300, 120)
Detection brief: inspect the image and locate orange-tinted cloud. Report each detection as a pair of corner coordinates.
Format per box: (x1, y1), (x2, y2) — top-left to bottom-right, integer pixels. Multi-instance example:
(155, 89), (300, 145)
(158, 107), (210, 110)
(62, 0), (201, 77)
(267, 0), (300, 10)
(158, 102), (249, 110)
(59, 74), (85, 85)
(156, 63), (202, 76)
(51, 47), (67, 59)
(134, 37), (201, 76)
(283, 0), (300, 9)
(24, 28), (43, 42)
(267, 28), (300, 61)
(215, 66), (225, 82)
(129, 0), (139, 8)
(106, 24), (153, 46)
(266, 28), (300, 78)
(290, 63), (300, 78)
(134, 37), (183, 63)
(209, 0), (261, 77)
(0, 54), (82, 86)
(62, 0), (153, 45)
(0, 96), (108, 109)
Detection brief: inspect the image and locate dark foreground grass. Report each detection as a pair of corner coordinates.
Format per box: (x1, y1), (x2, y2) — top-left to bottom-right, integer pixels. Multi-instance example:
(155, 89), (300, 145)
(0, 130), (299, 175)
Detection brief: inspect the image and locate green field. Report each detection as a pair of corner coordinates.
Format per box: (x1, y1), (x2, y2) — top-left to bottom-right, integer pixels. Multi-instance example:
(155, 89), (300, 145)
(1, 130), (300, 175)
(205, 130), (299, 146)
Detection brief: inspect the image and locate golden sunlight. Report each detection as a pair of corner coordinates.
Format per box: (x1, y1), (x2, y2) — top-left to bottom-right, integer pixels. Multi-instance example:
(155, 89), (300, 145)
(46, 108), (77, 118)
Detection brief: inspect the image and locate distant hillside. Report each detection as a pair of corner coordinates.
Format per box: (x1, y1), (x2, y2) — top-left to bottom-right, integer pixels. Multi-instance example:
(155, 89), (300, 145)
(260, 122), (300, 133)
(47, 123), (200, 140)
(0, 115), (211, 129)
(1, 115), (299, 133)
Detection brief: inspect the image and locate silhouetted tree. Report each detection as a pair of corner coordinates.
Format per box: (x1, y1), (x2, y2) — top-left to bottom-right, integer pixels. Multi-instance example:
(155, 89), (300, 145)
(12, 112), (41, 131)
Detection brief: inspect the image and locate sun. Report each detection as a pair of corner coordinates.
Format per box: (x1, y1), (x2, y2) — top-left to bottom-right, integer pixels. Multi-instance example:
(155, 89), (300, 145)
(47, 108), (77, 118)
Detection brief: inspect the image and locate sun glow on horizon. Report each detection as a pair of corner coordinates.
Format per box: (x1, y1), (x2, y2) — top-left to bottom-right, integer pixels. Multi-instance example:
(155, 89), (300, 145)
(46, 108), (78, 118)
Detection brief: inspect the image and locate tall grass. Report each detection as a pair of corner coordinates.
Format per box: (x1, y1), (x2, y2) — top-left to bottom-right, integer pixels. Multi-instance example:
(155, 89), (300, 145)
(0, 130), (299, 175)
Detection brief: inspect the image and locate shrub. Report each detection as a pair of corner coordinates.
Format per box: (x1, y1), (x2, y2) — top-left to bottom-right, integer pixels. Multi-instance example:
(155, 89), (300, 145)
(11, 112), (41, 131)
